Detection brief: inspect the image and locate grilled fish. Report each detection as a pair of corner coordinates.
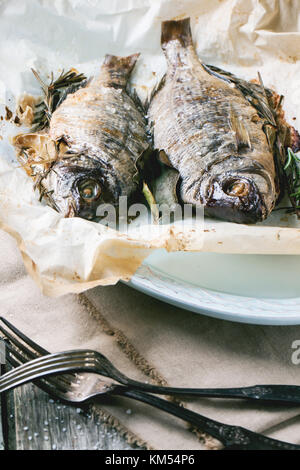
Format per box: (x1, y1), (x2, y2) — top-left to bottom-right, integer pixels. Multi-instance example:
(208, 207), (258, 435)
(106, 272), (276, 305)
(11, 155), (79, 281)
(148, 18), (279, 224)
(34, 54), (149, 219)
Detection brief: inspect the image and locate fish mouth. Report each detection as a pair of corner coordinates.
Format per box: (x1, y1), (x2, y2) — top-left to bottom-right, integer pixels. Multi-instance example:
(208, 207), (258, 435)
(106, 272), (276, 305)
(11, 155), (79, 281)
(203, 175), (267, 224)
(77, 206), (98, 220)
(56, 197), (99, 220)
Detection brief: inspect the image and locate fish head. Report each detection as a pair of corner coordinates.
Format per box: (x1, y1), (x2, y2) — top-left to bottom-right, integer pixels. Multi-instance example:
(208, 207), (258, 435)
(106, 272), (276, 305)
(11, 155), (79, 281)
(200, 164), (275, 224)
(41, 155), (112, 220)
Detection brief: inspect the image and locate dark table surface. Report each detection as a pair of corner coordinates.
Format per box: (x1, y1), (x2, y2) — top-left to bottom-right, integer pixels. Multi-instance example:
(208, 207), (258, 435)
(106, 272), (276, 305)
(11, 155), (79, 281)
(0, 368), (139, 450)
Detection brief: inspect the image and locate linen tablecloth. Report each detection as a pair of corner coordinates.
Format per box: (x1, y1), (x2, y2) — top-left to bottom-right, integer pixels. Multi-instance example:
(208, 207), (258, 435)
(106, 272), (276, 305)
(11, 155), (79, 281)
(1, 228), (300, 449)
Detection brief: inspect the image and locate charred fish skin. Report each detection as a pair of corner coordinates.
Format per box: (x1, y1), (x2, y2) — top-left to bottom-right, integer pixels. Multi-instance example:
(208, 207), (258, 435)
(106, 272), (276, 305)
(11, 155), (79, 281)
(148, 18), (278, 224)
(44, 53), (149, 219)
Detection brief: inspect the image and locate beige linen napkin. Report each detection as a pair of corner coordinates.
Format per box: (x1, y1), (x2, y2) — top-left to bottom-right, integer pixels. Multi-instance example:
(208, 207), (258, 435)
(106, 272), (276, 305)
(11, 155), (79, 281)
(1, 228), (300, 450)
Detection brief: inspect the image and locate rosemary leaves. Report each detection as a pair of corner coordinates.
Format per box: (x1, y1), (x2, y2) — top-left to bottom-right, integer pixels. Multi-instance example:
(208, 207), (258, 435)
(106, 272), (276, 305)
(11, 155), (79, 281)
(283, 147), (300, 215)
(31, 68), (87, 132)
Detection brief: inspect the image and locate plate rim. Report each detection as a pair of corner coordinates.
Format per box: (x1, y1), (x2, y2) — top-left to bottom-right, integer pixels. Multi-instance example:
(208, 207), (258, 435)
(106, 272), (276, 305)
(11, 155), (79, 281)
(128, 264), (300, 325)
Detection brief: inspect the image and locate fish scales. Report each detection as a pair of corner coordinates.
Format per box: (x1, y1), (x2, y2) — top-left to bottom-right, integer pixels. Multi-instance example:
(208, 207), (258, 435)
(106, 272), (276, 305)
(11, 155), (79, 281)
(51, 93), (146, 162)
(149, 18), (278, 223)
(42, 53), (149, 219)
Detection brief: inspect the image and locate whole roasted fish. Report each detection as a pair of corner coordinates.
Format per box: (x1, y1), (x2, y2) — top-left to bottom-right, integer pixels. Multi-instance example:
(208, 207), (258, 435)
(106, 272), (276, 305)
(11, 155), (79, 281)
(26, 54), (149, 220)
(148, 18), (279, 224)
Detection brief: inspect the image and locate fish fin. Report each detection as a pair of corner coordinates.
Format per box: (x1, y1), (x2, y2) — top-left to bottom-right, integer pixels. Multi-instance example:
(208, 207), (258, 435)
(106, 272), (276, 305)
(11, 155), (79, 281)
(104, 53), (140, 73)
(158, 150), (173, 167)
(127, 86), (146, 115)
(145, 74), (166, 110)
(204, 64), (277, 126)
(161, 18), (192, 50)
(202, 63), (236, 85)
(264, 123), (277, 151)
(102, 53), (140, 87)
(229, 106), (251, 150)
(152, 164), (180, 210)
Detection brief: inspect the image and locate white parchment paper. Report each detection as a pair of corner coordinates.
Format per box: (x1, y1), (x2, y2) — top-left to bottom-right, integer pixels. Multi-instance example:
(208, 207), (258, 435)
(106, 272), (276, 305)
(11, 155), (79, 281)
(0, 0), (300, 296)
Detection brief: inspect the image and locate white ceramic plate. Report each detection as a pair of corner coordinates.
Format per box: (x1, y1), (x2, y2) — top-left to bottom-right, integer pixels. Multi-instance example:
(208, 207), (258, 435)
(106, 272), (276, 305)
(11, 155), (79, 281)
(129, 250), (300, 325)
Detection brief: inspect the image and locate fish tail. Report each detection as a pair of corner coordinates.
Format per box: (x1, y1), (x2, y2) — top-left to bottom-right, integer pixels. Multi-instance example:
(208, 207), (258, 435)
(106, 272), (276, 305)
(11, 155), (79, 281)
(161, 18), (192, 51)
(102, 53), (140, 87)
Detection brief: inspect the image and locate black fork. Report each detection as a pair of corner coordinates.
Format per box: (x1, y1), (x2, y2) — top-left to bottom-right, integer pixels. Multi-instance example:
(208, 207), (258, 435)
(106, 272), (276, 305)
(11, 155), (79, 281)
(1, 317), (300, 450)
(1, 316), (300, 404)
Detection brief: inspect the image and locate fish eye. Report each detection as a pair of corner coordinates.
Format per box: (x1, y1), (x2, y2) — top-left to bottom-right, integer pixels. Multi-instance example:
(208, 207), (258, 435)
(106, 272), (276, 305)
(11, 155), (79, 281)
(77, 179), (101, 202)
(223, 179), (249, 198)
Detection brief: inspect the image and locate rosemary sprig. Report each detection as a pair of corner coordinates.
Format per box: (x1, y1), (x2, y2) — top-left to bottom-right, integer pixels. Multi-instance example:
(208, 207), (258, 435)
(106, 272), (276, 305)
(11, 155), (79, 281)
(142, 181), (159, 224)
(31, 68), (87, 131)
(283, 147), (300, 217)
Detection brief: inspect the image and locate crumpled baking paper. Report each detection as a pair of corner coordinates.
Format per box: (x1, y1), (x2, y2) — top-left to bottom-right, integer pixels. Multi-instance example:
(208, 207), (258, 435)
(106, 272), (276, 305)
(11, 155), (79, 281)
(0, 0), (300, 296)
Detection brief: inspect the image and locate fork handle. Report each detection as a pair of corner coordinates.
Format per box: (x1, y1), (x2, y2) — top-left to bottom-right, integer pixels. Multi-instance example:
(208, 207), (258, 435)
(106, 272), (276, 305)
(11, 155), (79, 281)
(112, 387), (300, 450)
(119, 379), (300, 404)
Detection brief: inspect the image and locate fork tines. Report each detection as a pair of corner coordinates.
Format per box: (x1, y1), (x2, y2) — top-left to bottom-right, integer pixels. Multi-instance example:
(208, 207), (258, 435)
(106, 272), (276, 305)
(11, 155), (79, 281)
(0, 316), (75, 395)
